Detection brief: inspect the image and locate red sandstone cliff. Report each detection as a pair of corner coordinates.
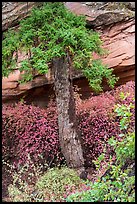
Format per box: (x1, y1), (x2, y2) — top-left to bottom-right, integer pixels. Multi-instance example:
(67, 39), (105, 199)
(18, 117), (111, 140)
(2, 2), (135, 104)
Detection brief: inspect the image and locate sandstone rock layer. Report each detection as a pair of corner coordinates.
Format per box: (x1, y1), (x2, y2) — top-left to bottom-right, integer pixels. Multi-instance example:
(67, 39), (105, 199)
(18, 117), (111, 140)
(2, 2), (135, 103)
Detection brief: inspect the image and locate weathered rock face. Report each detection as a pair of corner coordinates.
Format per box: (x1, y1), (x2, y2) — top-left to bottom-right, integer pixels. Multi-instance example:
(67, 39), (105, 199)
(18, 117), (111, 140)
(2, 2), (135, 104)
(2, 2), (43, 32)
(66, 2), (135, 86)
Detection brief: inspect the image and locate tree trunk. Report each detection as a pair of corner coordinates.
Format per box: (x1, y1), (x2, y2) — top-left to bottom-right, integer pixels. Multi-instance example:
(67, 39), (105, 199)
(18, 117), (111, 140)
(53, 54), (85, 171)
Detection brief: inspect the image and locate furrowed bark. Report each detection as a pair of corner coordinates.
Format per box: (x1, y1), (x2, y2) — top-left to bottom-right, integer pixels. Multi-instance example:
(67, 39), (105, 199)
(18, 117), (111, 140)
(53, 54), (85, 170)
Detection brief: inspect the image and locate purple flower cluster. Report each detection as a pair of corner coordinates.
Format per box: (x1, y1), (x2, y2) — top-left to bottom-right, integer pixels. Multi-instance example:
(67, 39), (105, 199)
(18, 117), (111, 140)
(2, 100), (64, 169)
(77, 81), (135, 166)
(2, 81), (135, 170)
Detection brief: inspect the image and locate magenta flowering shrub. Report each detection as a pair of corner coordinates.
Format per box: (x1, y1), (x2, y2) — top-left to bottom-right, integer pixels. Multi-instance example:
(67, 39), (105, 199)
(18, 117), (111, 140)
(77, 81), (135, 166)
(2, 81), (135, 170)
(78, 111), (121, 166)
(2, 100), (64, 169)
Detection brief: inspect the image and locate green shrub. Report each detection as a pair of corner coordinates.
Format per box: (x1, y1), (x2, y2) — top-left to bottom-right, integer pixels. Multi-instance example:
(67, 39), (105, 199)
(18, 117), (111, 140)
(7, 165), (90, 202)
(4, 157), (47, 202)
(36, 167), (81, 201)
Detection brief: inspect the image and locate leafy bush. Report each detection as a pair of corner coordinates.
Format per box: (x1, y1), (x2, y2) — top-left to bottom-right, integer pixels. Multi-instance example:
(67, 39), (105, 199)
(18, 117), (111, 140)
(2, 100), (64, 169)
(66, 174), (135, 202)
(35, 167), (89, 201)
(78, 111), (121, 166)
(3, 157), (47, 202)
(7, 166), (91, 202)
(108, 97), (135, 167)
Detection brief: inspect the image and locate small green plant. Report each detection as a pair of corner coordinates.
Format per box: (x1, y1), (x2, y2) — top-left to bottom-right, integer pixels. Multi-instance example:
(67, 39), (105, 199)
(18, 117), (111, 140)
(114, 102), (134, 130)
(35, 167), (86, 201)
(6, 161), (89, 202)
(93, 153), (105, 170)
(3, 155), (49, 202)
(108, 131), (135, 167)
(119, 91), (130, 100)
